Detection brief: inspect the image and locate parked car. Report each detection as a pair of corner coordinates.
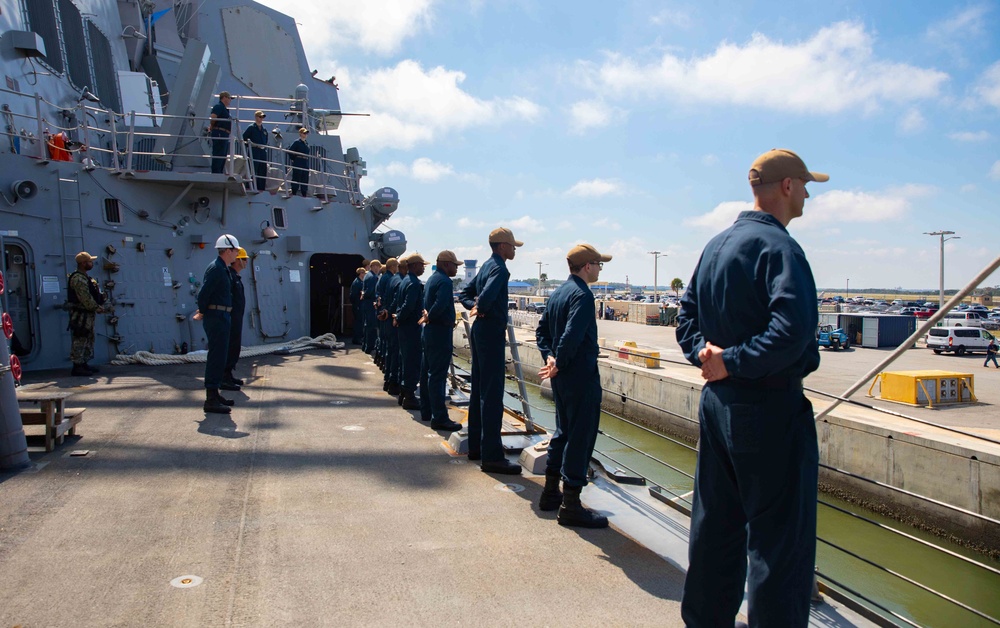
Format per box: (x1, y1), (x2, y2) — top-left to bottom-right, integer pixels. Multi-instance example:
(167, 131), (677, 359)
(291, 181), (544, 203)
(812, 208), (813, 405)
(526, 302), (547, 314)
(507, 301), (518, 311)
(914, 307), (938, 319)
(898, 307), (919, 315)
(817, 325), (850, 350)
(940, 311), (985, 327)
(926, 327), (997, 355)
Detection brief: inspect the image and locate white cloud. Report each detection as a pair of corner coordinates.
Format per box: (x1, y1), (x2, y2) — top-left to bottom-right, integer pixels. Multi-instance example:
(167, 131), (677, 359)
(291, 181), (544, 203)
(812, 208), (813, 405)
(683, 201), (752, 231)
(650, 9), (693, 29)
(684, 185), (929, 232)
(975, 61), (1000, 109)
(990, 161), (1000, 181)
(508, 215), (547, 233)
(926, 5), (990, 58)
(587, 22), (948, 114)
(797, 189), (914, 229)
(257, 0), (435, 57)
(338, 60), (544, 152)
(701, 154), (719, 166)
(960, 183), (978, 193)
(411, 157), (456, 182)
(898, 108), (926, 134)
(948, 130), (991, 142)
(568, 100), (621, 133)
(594, 218), (622, 231)
(565, 178), (623, 197)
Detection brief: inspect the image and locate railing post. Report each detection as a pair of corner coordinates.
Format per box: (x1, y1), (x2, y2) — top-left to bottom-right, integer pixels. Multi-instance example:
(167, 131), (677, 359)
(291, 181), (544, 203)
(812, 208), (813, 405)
(78, 102), (89, 164)
(125, 111), (136, 173)
(507, 315), (535, 431)
(34, 93), (45, 159)
(108, 111), (119, 171)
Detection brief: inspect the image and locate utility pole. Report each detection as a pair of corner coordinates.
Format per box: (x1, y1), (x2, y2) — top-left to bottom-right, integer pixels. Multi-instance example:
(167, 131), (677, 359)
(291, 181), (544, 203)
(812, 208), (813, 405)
(535, 261), (547, 296)
(647, 251), (663, 302)
(924, 231), (960, 310)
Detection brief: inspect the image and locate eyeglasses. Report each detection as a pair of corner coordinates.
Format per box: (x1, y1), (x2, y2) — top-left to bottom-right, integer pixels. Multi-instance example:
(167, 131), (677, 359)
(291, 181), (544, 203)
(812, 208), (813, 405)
(589, 261), (603, 269)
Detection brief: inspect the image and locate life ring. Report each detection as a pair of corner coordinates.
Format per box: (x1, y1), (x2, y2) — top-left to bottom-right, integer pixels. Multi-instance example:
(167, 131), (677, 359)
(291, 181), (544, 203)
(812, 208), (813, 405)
(2, 312), (12, 339)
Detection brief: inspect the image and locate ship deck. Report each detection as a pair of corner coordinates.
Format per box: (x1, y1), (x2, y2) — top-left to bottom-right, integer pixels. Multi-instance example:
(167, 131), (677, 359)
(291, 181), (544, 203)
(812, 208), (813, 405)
(0, 345), (870, 626)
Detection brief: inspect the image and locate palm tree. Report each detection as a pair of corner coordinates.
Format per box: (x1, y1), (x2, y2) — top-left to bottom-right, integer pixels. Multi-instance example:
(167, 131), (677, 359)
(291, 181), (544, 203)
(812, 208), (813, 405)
(671, 277), (684, 297)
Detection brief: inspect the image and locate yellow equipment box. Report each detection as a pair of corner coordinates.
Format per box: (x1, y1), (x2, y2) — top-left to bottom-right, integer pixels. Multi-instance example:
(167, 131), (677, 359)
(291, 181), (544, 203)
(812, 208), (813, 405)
(870, 370), (976, 408)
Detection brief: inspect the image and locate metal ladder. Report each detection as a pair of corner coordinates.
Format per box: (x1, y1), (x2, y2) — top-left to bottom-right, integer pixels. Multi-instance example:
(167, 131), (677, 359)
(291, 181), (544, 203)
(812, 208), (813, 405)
(57, 173), (86, 267)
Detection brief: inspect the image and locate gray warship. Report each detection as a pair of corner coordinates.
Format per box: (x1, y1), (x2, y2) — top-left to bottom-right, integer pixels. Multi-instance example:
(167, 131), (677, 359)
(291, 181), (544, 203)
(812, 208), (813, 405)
(0, 0), (406, 373)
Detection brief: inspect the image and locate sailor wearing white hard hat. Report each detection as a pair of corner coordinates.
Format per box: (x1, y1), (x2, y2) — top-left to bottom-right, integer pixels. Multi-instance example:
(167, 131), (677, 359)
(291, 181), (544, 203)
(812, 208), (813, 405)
(197, 234), (241, 413)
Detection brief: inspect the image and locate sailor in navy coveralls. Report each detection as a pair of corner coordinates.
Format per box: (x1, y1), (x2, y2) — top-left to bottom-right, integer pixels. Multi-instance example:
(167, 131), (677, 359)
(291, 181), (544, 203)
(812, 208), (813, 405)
(395, 254), (426, 410)
(536, 243), (612, 528)
(460, 227), (523, 475)
(418, 251), (462, 431)
(676, 149), (828, 628)
(197, 234), (241, 414)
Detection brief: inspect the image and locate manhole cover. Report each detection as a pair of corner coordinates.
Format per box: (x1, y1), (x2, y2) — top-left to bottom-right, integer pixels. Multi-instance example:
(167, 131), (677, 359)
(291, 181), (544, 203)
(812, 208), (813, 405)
(494, 483), (525, 493)
(342, 425), (365, 431)
(170, 575), (203, 588)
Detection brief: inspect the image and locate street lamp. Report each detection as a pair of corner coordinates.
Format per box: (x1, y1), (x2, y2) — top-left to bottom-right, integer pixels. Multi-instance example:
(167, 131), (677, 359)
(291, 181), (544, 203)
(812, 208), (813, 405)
(648, 251), (664, 302)
(924, 231), (961, 310)
(535, 260), (548, 296)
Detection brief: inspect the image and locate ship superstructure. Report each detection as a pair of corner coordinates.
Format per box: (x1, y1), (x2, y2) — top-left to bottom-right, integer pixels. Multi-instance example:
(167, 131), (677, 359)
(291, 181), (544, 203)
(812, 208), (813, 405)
(0, 0), (406, 372)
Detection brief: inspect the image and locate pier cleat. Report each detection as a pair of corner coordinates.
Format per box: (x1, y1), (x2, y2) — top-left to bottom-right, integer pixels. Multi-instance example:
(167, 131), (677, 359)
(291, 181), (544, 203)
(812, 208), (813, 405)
(481, 459), (522, 475)
(557, 485), (608, 528)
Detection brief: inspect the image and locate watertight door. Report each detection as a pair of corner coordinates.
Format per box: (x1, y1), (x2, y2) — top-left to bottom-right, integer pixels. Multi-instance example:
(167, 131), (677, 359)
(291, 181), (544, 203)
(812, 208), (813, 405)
(248, 250), (289, 340)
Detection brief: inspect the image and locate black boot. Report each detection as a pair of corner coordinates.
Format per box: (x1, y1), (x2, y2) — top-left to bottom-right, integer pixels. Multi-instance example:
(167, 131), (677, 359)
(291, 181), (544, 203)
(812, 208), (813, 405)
(84, 363), (100, 374)
(383, 380), (390, 392)
(71, 364), (91, 376)
(204, 389), (232, 414)
(401, 392), (421, 410)
(538, 470), (563, 511)
(397, 392), (405, 406)
(557, 485), (608, 528)
(387, 382), (400, 396)
(215, 391), (235, 407)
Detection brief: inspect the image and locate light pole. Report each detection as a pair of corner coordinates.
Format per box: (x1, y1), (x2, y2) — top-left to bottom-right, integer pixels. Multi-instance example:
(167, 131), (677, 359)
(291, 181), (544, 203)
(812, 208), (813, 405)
(648, 251), (663, 302)
(535, 261), (547, 296)
(924, 231), (960, 309)
(846, 278), (849, 302)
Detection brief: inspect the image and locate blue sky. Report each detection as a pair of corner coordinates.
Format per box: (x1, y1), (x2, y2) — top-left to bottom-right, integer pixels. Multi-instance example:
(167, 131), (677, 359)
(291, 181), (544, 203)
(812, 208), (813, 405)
(258, 0), (1000, 291)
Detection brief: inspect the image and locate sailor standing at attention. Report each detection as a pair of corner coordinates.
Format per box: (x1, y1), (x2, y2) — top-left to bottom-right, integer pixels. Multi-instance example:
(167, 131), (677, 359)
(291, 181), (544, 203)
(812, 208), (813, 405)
(361, 260), (381, 355)
(418, 251), (462, 431)
(384, 256), (409, 397)
(460, 227), (523, 475)
(209, 91), (232, 174)
(241, 110), (269, 192)
(394, 253), (427, 410)
(676, 149), (827, 627)
(67, 251), (105, 376)
(350, 266), (366, 345)
(196, 234), (241, 414)
(375, 257), (397, 371)
(536, 244), (612, 528)
(222, 247), (249, 391)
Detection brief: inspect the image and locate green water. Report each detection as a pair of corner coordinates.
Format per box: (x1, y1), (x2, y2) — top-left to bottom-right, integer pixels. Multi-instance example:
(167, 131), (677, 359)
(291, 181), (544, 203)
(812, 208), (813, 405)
(490, 370), (1000, 627)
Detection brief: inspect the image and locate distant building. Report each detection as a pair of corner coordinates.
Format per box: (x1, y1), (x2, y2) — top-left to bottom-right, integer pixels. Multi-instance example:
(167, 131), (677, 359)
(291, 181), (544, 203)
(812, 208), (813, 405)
(460, 259), (477, 290)
(508, 280), (533, 295)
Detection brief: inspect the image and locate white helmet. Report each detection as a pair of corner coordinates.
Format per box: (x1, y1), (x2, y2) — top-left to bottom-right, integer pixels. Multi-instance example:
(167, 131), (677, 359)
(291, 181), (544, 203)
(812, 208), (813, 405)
(215, 234), (240, 250)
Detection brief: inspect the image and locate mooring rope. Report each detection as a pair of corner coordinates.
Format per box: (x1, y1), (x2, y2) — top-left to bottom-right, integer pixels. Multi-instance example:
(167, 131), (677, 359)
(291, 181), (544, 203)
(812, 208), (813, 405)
(110, 334), (343, 366)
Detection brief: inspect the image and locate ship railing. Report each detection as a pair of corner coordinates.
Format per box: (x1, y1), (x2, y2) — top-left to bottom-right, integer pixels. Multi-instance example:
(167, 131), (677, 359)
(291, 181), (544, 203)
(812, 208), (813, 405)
(476, 331), (1000, 625)
(0, 87), (365, 205)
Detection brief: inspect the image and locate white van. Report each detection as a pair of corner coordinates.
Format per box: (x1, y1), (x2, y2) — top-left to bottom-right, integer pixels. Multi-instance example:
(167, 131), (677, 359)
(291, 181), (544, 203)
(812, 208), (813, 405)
(939, 311), (985, 327)
(926, 327), (997, 355)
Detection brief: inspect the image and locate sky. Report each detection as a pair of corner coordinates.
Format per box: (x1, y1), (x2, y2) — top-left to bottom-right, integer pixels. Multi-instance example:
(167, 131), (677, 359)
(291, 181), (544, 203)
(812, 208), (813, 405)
(256, 0), (1000, 291)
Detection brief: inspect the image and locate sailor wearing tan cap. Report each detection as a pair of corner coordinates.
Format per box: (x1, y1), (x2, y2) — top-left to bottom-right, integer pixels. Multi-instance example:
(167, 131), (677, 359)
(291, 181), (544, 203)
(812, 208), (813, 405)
(395, 253), (427, 410)
(459, 227), (523, 474)
(242, 110), (269, 191)
(350, 266), (366, 345)
(676, 149), (827, 627)
(536, 244), (612, 528)
(375, 258), (398, 373)
(287, 127), (311, 197)
(417, 251), (462, 431)
(67, 251), (106, 376)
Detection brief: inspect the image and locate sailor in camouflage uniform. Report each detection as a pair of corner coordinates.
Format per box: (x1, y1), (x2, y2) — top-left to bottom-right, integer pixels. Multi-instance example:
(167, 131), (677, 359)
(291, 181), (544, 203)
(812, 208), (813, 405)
(67, 251), (105, 376)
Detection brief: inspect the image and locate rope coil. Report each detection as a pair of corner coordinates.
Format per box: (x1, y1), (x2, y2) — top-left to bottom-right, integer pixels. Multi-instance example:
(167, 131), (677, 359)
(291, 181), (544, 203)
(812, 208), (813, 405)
(110, 333), (343, 366)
